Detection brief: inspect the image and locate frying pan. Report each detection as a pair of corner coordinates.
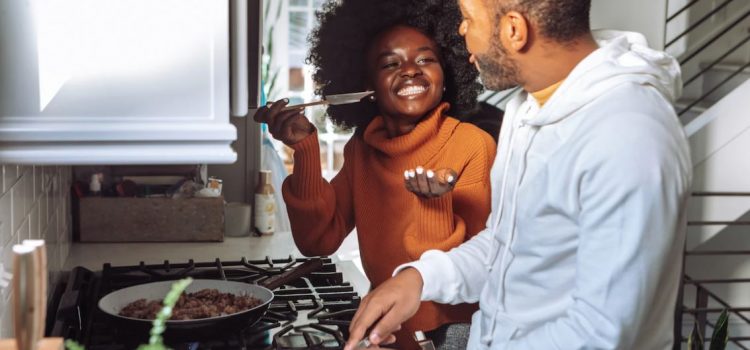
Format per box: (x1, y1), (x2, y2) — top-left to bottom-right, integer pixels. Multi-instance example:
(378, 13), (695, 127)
(97, 258), (323, 335)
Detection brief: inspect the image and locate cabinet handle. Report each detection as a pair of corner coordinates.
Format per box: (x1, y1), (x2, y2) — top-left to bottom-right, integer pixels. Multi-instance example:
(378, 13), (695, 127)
(230, 0), (249, 117)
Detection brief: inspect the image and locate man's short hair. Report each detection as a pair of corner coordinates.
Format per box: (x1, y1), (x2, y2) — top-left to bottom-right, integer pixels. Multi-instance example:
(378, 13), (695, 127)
(493, 0), (591, 43)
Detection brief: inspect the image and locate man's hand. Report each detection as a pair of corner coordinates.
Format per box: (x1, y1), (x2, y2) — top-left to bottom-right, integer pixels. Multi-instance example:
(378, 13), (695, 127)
(404, 167), (457, 198)
(344, 268), (424, 350)
(253, 98), (316, 145)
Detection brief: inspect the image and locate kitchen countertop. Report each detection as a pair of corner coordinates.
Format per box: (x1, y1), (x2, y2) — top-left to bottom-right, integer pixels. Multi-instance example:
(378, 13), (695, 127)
(64, 232), (371, 296)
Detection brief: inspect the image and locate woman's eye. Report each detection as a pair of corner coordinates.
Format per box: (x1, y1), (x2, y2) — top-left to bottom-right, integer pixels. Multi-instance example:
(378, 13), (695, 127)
(418, 57), (437, 64)
(382, 62), (398, 69)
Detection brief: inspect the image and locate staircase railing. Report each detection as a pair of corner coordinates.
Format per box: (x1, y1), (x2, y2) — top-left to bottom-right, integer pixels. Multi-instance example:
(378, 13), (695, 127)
(668, 1), (750, 337)
(681, 276), (750, 348)
(665, 0), (750, 117)
(674, 192), (750, 349)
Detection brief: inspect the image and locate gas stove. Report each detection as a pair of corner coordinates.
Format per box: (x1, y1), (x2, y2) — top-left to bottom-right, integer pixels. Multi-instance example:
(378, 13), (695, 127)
(47, 256), (361, 350)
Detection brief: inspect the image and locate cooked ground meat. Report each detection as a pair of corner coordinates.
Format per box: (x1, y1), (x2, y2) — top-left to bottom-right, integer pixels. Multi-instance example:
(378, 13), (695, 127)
(119, 288), (263, 320)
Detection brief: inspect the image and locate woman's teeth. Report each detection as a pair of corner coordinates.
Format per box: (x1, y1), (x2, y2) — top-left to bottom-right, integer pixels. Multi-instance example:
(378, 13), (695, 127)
(397, 85), (427, 97)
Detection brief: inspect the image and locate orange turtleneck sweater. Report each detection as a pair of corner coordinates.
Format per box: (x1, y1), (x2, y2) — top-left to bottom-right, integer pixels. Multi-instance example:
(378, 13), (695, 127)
(282, 103), (496, 349)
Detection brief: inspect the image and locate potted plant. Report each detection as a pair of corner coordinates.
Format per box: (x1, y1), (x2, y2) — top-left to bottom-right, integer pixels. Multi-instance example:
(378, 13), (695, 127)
(688, 309), (729, 350)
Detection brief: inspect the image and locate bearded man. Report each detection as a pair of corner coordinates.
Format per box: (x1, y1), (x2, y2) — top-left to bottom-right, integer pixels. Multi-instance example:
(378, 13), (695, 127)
(345, 0), (692, 349)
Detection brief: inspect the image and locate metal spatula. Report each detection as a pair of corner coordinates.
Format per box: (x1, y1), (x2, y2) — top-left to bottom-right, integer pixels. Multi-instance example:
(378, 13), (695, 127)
(281, 91), (374, 110)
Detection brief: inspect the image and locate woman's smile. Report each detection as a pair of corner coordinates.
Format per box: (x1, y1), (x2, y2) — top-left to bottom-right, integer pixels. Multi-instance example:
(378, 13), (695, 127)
(395, 79), (430, 98)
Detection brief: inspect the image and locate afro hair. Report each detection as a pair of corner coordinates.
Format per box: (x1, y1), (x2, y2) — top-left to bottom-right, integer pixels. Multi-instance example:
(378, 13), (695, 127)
(307, 0), (484, 130)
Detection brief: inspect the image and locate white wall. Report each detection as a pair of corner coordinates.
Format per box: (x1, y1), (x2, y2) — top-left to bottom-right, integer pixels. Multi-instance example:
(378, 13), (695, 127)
(591, 0), (668, 50)
(685, 79), (750, 249)
(0, 165), (72, 337)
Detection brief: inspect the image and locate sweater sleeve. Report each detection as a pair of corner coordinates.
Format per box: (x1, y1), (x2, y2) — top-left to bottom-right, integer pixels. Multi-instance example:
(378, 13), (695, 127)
(282, 132), (356, 257)
(403, 129), (496, 260)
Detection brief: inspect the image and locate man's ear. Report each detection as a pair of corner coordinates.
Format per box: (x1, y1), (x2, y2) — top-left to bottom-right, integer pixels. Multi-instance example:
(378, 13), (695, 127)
(500, 10), (529, 53)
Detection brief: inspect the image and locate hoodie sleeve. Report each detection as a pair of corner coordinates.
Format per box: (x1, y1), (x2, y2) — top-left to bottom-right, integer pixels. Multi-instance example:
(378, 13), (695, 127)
(398, 227), (495, 304)
(504, 111), (691, 349)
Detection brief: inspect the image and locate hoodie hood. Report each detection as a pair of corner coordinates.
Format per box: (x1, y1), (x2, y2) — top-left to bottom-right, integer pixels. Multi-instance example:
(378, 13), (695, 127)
(527, 30), (682, 127)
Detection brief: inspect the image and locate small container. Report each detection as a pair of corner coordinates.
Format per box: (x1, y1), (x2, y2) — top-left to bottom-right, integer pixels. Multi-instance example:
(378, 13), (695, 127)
(253, 170), (276, 235)
(207, 176), (223, 194)
(89, 173), (103, 196)
(225, 202), (252, 237)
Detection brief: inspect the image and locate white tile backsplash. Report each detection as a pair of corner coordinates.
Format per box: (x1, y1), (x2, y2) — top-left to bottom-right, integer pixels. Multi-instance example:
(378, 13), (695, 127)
(0, 165), (71, 337)
(1, 241), (12, 303)
(16, 217), (30, 244)
(2, 165), (18, 193)
(0, 193), (10, 246)
(11, 187), (20, 233)
(0, 306), (10, 338)
(33, 166), (42, 200)
(40, 189), (48, 234)
(30, 205), (40, 241)
(24, 169), (34, 217)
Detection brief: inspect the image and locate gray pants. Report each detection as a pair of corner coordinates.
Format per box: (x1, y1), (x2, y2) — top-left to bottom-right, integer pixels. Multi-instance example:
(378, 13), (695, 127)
(425, 323), (471, 350)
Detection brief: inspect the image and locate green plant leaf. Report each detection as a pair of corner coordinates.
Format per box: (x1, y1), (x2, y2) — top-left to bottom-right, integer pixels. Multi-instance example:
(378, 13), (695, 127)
(709, 309), (729, 350)
(65, 339), (86, 350)
(266, 69), (281, 101)
(688, 322), (705, 350)
(136, 277), (193, 350)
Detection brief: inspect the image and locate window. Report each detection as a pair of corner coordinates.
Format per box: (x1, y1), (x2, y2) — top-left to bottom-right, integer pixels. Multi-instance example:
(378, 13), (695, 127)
(263, 0), (353, 180)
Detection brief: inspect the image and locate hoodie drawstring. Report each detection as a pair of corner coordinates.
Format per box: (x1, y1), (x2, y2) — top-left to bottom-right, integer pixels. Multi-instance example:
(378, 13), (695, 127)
(482, 123), (538, 345)
(498, 123), (538, 305)
(480, 98), (539, 345)
(485, 119), (519, 271)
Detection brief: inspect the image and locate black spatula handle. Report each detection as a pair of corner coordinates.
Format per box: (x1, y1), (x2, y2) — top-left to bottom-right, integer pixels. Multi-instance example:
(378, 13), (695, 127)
(260, 258), (323, 290)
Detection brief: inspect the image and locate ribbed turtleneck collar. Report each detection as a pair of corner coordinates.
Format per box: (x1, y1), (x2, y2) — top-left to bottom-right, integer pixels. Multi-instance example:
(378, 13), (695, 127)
(362, 102), (457, 166)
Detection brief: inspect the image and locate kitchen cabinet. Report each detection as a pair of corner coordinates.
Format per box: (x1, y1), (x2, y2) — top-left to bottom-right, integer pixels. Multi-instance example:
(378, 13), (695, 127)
(0, 0), (262, 165)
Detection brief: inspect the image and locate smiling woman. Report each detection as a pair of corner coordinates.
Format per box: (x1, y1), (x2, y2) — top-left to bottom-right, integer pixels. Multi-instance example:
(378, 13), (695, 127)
(252, 1), (497, 349)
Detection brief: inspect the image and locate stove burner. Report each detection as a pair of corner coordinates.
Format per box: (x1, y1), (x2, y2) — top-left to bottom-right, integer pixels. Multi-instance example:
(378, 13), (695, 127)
(48, 256), (361, 350)
(273, 324), (346, 350)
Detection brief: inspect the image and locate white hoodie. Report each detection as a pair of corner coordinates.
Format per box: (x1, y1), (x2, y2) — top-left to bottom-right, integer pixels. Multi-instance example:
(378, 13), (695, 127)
(398, 31), (693, 349)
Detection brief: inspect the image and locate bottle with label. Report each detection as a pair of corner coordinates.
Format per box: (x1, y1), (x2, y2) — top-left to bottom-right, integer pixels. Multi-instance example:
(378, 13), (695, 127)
(89, 173), (102, 196)
(253, 170), (276, 235)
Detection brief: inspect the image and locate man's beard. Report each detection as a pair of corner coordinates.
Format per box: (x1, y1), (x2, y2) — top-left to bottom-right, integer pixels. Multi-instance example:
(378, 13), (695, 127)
(475, 37), (522, 91)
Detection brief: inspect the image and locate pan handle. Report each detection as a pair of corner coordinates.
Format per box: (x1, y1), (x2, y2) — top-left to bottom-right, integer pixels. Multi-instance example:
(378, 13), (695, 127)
(260, 258), (323, 290)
